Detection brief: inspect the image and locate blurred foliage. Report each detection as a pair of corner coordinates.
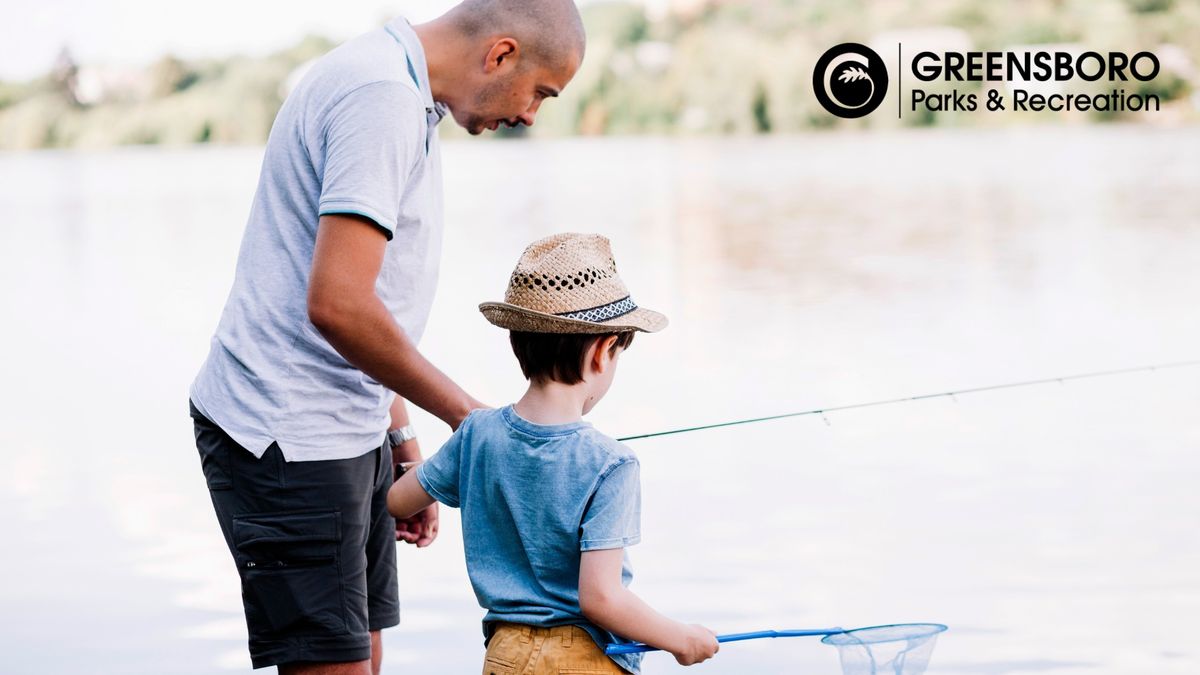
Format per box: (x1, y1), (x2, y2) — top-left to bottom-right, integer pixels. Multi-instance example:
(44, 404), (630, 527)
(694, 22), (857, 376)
(544, 0), (1198, 136)
(0, 36), (333, 149)
(1, 0), (1197, 148)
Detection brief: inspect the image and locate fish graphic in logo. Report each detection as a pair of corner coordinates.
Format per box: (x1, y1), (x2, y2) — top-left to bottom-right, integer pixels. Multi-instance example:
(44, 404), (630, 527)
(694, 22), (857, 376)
(813, 43), (889, 118)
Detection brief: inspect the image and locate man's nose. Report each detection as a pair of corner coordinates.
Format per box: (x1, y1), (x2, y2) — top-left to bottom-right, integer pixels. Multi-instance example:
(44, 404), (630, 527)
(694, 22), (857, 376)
(516, 98), (543, 127)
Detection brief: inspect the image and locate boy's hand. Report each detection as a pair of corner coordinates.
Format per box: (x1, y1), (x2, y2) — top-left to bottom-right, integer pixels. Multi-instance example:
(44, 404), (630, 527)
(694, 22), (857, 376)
(671, 624), (719, 666)
(396, 502), (439, 546)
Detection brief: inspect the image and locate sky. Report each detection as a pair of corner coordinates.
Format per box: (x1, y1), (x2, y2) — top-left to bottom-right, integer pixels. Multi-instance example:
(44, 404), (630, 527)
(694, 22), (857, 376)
(1, 0), (660, 81)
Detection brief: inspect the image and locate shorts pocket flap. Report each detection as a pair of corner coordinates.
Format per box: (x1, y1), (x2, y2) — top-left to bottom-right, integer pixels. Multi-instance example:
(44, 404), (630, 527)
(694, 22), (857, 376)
(231, 511), (348, 639)
(233, 511), (341, 549)
(483, 659), (517, 675)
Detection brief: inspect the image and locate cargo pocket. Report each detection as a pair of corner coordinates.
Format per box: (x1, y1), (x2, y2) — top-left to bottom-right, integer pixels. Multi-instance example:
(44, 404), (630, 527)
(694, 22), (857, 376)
(232, 510), (348, 639)
(481, 629), (522, 675)
(482, 658), (517, 675)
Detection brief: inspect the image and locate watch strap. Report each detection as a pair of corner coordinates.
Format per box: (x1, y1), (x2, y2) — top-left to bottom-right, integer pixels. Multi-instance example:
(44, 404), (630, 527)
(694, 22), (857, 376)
(387, 425), (417, 448)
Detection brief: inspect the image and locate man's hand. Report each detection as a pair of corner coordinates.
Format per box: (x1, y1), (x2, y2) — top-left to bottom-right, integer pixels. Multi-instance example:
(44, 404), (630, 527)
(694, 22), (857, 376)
(396, 502), (439, 547)
(454, 395), (491, 431)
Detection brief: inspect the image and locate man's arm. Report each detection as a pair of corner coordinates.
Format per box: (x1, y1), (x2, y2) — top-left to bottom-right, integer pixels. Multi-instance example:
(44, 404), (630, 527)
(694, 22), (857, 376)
(388, 394), (421, 463)
(307, 213), (484, 430)
(578, 548), (719, 666)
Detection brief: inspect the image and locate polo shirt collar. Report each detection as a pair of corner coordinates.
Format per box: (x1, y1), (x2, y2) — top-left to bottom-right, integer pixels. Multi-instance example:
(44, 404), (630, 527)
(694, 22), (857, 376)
(385, 17), (450, 126)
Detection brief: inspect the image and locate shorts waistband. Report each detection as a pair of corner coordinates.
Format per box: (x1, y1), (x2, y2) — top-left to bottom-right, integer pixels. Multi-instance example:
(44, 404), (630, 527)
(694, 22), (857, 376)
(492, 622), (590, 645)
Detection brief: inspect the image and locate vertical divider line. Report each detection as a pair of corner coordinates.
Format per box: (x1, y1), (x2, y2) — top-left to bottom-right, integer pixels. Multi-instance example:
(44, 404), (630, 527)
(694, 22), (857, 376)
(898, 42), (902, 119)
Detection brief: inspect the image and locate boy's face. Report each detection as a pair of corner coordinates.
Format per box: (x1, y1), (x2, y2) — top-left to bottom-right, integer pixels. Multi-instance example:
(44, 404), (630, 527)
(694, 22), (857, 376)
(582, 337), (624, 415)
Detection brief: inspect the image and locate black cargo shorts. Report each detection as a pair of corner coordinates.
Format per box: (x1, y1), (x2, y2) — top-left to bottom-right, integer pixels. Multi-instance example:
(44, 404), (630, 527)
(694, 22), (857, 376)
(190, 400), (400, 669)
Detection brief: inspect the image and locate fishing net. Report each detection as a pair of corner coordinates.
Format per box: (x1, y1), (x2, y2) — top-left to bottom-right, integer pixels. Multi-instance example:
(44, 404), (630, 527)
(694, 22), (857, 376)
(820, 624), (947, 675)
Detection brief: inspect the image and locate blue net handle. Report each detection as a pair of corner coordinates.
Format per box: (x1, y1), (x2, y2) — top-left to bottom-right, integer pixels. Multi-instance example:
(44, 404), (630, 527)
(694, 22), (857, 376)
(605, 624), (948, 656)
(605, 628), (844, 655)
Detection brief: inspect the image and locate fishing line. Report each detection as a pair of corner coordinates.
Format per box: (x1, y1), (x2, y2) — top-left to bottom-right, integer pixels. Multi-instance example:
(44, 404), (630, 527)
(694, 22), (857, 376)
(616, 359), (1200, 442)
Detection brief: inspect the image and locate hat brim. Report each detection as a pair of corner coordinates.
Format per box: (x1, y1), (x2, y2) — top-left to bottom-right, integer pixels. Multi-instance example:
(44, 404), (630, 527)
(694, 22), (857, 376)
(479, 301), (668, 334)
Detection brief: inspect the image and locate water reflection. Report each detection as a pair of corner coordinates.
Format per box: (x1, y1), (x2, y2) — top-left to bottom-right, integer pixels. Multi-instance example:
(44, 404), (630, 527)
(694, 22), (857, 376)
(0, 128), (1198, 674)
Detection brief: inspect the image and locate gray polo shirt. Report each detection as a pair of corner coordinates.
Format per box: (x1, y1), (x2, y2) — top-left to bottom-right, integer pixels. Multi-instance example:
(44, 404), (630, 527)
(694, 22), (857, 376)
(191, 17), (447, 462)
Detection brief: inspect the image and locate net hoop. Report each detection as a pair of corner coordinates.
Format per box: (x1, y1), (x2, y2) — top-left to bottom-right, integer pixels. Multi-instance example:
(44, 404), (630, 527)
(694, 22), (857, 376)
(820, 623), (948, 646)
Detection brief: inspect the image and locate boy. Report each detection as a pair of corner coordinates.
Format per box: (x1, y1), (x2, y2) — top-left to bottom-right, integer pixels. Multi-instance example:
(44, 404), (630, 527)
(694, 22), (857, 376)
(388, 233), (719, 673)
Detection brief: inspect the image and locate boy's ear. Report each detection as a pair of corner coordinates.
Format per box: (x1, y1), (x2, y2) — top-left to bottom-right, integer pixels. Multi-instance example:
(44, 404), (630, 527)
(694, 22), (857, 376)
(590, 334), (620, 374)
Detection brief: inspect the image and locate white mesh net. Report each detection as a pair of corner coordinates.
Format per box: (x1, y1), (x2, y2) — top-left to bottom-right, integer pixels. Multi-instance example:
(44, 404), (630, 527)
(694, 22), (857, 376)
(820, 624), (947, 675)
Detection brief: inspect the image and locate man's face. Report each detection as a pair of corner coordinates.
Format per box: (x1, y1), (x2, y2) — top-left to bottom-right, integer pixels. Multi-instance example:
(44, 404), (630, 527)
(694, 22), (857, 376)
(451, 46), (580, 135)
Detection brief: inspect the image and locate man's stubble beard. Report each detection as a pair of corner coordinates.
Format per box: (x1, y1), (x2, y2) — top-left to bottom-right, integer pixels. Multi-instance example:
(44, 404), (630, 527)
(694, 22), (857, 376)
(465, 74), (518, 133)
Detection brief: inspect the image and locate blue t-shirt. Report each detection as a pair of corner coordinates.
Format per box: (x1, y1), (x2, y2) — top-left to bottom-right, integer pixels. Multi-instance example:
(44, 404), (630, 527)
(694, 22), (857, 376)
(417, 405), (644, 673)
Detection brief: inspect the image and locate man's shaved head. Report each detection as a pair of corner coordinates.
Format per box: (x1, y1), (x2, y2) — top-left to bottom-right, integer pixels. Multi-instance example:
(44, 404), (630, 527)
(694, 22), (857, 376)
(417, 0), (586, 134)
(448, 0), (586, 66)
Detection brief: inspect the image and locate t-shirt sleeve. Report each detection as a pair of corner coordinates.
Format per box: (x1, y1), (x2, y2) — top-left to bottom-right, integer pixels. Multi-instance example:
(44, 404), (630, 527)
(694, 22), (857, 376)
(416, 427), (464, 508)
(579, 458), (642, 551)
(316, 80), (424, 240)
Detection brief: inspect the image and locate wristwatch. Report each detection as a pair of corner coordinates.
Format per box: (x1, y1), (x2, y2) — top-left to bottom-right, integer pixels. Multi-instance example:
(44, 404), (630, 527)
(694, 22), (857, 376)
(387, 425), (417, 448)
(389, 425), (418, 482)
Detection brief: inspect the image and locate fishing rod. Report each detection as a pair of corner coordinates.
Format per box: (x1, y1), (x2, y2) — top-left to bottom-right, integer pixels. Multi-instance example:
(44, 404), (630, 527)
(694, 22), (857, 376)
(616, 359), (1200, 442)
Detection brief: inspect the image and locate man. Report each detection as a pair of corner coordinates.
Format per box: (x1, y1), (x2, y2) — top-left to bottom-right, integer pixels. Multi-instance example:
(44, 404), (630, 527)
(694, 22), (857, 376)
(188, 2), (586, 673)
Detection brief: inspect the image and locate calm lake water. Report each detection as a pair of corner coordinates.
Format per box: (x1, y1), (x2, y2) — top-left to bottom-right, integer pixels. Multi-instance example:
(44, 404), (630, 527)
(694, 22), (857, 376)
(1, 127), (1198, 674)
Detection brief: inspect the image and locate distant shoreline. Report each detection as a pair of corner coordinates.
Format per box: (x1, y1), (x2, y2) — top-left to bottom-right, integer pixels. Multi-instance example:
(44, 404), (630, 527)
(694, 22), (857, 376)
(2, 0), (1195, 150)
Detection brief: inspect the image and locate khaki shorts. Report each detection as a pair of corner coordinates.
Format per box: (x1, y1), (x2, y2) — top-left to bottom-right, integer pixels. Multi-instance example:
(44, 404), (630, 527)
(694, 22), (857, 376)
(483, 623), (632, 675)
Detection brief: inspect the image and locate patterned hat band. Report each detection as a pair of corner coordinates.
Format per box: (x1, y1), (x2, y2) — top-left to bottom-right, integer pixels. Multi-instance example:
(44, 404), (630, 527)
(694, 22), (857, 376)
(554, 296), (638, 323)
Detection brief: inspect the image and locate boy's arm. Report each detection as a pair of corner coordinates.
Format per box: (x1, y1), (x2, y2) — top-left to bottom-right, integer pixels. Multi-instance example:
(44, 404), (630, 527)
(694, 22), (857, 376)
(387, 469), (436, 522)
(579, 548), (719, 666)
(390, 419), (465, 548)
(388, 395), (437, 545)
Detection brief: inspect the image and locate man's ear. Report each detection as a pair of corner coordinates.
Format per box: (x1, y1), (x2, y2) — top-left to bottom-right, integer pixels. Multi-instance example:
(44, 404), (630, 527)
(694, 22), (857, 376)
(590, 335), (620, 374)
(483, 38), (520, 74)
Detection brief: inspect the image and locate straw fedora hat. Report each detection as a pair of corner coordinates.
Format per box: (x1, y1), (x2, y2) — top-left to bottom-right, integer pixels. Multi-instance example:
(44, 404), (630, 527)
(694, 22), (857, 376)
(479, 233), (668, 334)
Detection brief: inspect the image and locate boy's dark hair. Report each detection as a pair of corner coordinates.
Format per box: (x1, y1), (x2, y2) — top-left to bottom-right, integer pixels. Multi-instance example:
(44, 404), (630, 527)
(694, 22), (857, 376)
(509, 331), (635, 384)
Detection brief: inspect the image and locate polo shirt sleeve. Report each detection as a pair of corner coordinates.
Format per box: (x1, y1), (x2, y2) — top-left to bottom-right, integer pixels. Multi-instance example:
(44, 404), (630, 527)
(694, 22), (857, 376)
(580, 458), (642, 551)
(317, 80), (424, 240)
(416, 425), (464, 508)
